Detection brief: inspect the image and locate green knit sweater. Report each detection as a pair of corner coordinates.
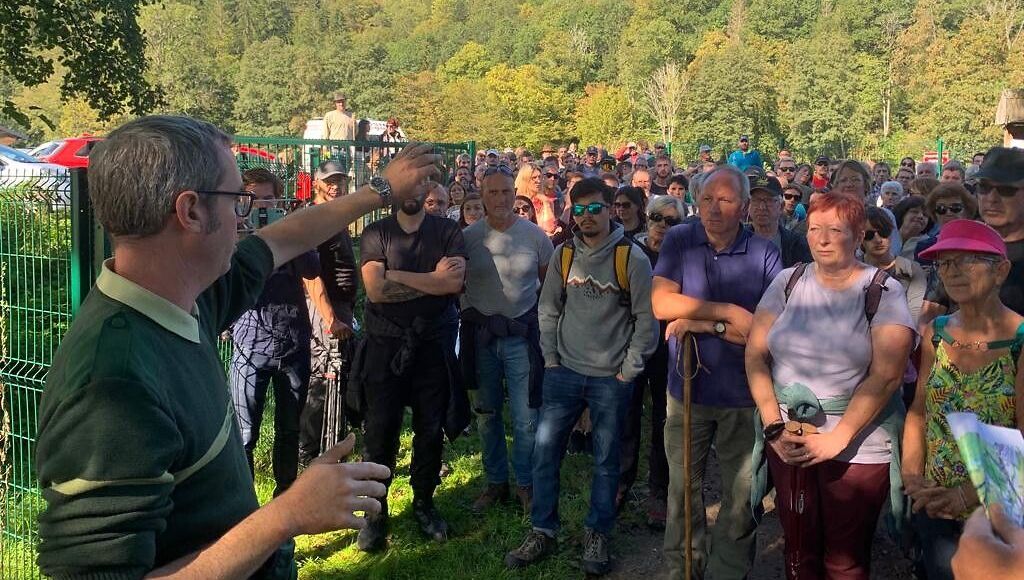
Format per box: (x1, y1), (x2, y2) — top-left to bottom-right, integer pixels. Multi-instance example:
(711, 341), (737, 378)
(36, 236), (280, 579)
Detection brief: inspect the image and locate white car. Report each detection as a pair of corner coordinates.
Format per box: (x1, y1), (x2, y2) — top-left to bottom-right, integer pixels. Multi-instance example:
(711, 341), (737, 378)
(0, 144), (71, 207)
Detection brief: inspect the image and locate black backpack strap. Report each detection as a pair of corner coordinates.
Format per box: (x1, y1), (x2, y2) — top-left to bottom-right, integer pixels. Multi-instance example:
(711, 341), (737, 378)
(864, 268), (891, 325)
(783, 263), (808, 304)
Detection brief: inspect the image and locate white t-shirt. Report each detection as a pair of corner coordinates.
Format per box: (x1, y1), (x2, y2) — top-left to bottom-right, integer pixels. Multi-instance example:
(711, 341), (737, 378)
(758, 263), (915, 463)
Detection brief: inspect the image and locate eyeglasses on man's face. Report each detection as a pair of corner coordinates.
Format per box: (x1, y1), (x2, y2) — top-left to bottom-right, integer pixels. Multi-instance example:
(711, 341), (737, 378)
(977, 181), (1023, 198)
(195, 190), (255, 218)
(863, 229), (890, 241)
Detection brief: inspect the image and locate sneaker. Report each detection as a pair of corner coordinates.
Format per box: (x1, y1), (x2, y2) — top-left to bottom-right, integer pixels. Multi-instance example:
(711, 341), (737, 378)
(515, 485), (533, 513)
(413, 497), (449, 542)
(645, 493), (667, 529)
(505, 529), (557, 569)
(582, 528), (611, 576)
(356, 514), (388, 552)
(472, 482), (510, 513)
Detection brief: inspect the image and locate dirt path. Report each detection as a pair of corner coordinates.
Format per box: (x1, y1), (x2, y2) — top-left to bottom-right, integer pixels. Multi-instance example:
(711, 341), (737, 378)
(606, 449), (916, 580)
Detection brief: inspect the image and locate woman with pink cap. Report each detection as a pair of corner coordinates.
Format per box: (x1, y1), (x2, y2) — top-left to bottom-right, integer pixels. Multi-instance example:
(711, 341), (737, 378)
(902, 219), (1024, 580)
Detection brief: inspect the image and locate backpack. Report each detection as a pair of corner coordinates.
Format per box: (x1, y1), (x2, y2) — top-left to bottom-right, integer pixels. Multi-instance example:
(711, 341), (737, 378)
(783, 262), (890, 324)
(559, 237), (634, 310)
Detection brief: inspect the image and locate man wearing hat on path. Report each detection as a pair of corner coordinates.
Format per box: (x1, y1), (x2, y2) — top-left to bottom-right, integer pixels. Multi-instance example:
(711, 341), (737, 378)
(581, 145), (601, 178)
(616, 141), (640, 164)
(746, 175), (812, 268)
(324, 93), (355, 141)
(924, 147), (1024, 317)
(727, 134), (763, 172)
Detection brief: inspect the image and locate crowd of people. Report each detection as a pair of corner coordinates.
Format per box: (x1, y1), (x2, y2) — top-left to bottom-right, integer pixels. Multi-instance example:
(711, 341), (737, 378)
(32, 114), (1024, 580)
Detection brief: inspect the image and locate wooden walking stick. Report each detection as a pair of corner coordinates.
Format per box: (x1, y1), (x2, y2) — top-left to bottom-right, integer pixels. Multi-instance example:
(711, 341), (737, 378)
(681, 332), (695, 580)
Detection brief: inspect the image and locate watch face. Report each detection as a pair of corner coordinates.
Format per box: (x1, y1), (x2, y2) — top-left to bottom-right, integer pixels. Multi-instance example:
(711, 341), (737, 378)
(714, 322), (726, 334)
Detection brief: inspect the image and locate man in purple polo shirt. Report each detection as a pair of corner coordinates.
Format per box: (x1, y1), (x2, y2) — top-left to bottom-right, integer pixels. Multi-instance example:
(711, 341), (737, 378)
(651, 164), (782, 580)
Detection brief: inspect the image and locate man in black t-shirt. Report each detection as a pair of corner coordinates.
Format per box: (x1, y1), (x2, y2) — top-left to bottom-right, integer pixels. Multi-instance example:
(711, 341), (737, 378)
(354, 186), (467, 551)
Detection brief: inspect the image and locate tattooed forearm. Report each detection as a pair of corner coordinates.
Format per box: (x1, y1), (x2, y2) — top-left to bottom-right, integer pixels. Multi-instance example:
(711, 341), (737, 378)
(377, 279), (427, 303)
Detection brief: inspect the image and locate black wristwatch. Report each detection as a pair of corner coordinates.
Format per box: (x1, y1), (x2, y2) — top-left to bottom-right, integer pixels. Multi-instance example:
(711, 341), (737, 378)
(713, 321), (727, 337)
(368, 176), (393, 207)
(763, 421), (785, 442)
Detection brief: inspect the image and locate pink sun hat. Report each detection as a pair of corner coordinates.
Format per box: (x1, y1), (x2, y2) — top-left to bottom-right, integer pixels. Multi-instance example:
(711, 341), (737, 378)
(918, 219), (1007, 260)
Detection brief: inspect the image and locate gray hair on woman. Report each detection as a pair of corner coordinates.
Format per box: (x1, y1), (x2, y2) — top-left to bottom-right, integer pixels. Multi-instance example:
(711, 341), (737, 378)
(647, 194), (685, 216)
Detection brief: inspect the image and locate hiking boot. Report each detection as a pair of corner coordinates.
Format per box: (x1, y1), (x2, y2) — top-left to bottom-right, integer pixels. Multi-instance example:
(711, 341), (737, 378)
(472, 482), (510, 513)
(505, 529), (557, 569)
(645, 493), (667, 529)
(582, 528), (612, 576)
(356, 514), (388, 552)
(515, 485), (533, 513)
(413, 497), (449, 542)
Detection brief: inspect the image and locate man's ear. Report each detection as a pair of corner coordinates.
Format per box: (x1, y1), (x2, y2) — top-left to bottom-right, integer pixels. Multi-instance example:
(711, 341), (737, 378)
(173, 190), (206, 234)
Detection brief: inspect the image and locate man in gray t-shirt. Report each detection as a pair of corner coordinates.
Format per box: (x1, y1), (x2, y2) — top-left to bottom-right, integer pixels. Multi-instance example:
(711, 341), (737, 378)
(462, 169), (554, 513)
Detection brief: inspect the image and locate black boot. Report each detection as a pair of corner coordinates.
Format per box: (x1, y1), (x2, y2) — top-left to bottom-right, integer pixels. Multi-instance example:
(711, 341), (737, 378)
(356, 499), (388, 552)
(413, 496), (449, 542)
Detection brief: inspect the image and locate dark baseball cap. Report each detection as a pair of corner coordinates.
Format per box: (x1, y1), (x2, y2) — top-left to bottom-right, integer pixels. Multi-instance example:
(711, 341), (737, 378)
(975, 147), (1024, 185)
(699, 144), (712, 153)
(315, 159), (348, 180)
(586, 146), (599, 155)
(815, 155), (830, 165)
(749, 175), (783, 197)
(739, 134), (750, 142)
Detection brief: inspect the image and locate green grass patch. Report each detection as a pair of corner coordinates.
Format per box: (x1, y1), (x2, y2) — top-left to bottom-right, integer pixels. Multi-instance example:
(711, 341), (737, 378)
(251, 394), (655, 579)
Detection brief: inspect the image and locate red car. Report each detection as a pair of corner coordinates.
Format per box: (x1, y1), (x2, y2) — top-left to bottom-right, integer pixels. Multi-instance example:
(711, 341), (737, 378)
(30, 135), (103, 168)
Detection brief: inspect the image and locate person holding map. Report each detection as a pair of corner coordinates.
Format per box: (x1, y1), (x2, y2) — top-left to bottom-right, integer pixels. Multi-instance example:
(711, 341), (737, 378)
(902, 219), (1024, 580)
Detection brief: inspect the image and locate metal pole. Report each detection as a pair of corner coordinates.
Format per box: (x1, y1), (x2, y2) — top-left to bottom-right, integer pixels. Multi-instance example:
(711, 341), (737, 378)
(682, 332), (694, 580)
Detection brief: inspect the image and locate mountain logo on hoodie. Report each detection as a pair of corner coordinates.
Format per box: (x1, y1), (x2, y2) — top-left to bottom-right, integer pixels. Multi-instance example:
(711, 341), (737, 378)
(566, 274), (619, 300)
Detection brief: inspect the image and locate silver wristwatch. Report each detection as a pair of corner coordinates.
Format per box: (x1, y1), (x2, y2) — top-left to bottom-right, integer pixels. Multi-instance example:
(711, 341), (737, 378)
(368, 176), (393, 206)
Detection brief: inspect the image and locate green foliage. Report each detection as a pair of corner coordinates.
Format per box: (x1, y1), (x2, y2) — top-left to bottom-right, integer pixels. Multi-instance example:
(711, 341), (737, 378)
(1, 0), (160, 127)
(8, 0), (1017, 161)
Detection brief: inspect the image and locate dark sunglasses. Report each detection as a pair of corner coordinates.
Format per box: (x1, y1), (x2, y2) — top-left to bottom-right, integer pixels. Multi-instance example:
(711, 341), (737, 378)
(483, 166), (515, 177)
(977, 181), (1023, 198)
(612, 201), (633, 209)
(782, 193), (801, 201)
(648, 213), (681, 226)
(513, 205), (532, 214)
(545, 173), (559, 179)
(195, 190), (255, 217)
(934, 203), (964, 215)
(863, 230), (890, 241)
(572, 202), (607, 216)
(778, 166), (796, 173)
(900, 162), (914, 167)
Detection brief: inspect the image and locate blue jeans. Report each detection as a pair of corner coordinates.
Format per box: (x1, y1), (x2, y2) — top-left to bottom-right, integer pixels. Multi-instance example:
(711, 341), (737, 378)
(474, 335), (537, 487)
(531, 365), (633, 535)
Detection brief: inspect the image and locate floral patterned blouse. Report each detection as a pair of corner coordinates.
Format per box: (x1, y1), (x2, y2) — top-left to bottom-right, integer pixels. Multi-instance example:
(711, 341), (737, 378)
(924, 317), (1022, 518)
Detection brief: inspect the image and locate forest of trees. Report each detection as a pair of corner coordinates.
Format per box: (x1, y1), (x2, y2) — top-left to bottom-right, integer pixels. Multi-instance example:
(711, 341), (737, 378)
(5, 0), (1024, 162)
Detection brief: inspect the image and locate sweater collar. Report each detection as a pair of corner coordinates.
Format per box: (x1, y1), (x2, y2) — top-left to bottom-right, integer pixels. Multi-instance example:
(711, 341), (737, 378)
(96, 259), (201, 344)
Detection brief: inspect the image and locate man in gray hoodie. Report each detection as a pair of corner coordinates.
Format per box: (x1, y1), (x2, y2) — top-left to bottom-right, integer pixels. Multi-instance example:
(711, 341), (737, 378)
(505, 178), (657, 576)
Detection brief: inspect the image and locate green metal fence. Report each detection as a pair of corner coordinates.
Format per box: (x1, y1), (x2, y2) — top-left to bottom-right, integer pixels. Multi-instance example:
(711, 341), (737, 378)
(0, 137), (473, 579)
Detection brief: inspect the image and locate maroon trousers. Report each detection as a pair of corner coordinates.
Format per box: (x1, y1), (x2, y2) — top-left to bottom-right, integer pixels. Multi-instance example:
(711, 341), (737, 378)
(767, 448), (889, 580)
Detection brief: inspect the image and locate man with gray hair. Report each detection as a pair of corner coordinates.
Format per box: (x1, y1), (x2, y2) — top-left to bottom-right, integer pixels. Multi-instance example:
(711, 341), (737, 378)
(651, 164), (782, 579)
(917, 160), (938, 179)
(34, 115), (441, 578)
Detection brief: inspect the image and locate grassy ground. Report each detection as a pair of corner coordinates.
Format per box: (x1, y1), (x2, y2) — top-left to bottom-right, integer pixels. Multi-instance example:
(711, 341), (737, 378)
(251, 397), (657, 580)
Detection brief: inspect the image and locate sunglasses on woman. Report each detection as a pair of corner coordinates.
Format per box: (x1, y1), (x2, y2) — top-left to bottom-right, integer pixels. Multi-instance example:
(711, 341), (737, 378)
(513, 204), (532, 215)
(782, 193), (801, 201)
(572, 202), (608, 216)
(977, 181), (1022, 198)
(545, 173), (559, 179)
(934, 203), (964, 215)
(648, 213), (681, 226)
(863, 230), (890, 241)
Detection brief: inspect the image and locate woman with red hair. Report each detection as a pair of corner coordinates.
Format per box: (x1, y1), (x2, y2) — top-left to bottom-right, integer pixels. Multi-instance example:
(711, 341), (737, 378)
(746, 193), (917, 579)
